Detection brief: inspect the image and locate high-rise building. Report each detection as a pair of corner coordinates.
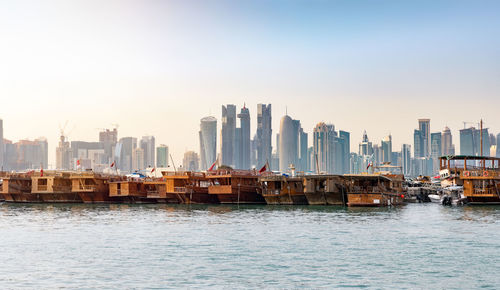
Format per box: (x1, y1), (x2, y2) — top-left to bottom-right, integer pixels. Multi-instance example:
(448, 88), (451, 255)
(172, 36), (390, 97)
(5, 138), (49, 170)
(237, 105), (250, 169)
(359, 130), (373, 156)
(183, 151), (199, 171)
(221, 105), (236, 167)
(117, 137), (137, 172)
(299, 128), (309, 172)
(156, 145), (169, 168)
(414, 129), (424, 158)
(381, 135), (392, 164)
(460, 127), (490, 156)
(199, 116), (217, 170)
(313, 123), (350, 174)
(132, 147), (145, 171)
(99, 128), (118, 164)
(401, 144), (411, 176)
(56, 135), (72, 170)
(418, 119), (430, 157)
(140, 136), (155, 168)
(313, 122), (331, 173)
(256, 104), (272, 168)
(431, 132), (442, 173)
(441, 126), (455, 155)
(279, 115), (299, 172)
(0, 118), (4, 169)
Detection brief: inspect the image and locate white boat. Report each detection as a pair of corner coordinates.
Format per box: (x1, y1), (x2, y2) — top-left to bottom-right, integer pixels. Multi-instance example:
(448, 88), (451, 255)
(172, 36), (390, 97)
(428, 194), (442, 203)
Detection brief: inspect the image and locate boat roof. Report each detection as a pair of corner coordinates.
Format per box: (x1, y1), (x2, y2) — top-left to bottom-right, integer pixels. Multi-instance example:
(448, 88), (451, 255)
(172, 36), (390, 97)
(439, 155), (500, 161)
(343, 174), (391, 181)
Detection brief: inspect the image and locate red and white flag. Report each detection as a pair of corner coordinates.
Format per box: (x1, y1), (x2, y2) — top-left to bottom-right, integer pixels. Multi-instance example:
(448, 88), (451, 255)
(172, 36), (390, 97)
(151, 167), (156, 173)
(366, 163), (372, 170)
(110, 161), (115, 168)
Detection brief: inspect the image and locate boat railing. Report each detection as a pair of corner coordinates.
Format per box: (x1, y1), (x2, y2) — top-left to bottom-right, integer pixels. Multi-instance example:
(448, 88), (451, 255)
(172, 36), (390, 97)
(461, 170), (500, 178)
(37, 185), (48, 191)
(174, 187), (187, 193)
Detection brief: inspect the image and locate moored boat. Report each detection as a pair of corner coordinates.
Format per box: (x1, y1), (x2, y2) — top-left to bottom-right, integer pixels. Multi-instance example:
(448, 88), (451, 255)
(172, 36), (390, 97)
(439, 155), (500, 204)
(344, 174), (405, 207)
(207, 169), (265, 204)
(70, 172), (115, 203)
(259, 174), (307, 205)
(0, 173), (37, 202)
(32, 171), (82, 203)
(303, 175), (346, 205)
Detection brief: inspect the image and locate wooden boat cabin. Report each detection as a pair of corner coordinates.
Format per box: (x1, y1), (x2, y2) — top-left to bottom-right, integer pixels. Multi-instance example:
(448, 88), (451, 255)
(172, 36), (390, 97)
(1, 173), (35, 202)
(70, 172), (112, 203)
(207, 170), (265, 204)
(109, 179), (147, 202)
(303, 175), (346, 205)
(344, 174), (404, 207)
(155, 171), (217, 204)
(32, 171), (81, 203)
(259, 174), (307, 205)
(440, 155), (500, 204)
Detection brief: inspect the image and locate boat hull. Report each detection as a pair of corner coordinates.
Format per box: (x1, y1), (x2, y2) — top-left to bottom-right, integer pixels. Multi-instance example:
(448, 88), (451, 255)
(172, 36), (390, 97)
(215, 192), (266, 204)
(347, 193), (404, 207)
(263, 193), (308, 205)
(304, 191), (345, 205)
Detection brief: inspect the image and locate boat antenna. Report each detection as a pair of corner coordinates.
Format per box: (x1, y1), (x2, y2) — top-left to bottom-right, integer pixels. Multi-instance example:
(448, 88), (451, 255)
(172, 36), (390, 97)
(170, 154), (177, 173)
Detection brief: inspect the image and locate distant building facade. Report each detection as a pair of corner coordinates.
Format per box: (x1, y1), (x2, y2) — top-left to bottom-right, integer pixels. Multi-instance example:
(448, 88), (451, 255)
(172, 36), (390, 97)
(156, 145), (169, 168)
(183, 151), (199, 171)
(256, 104), (272, 168)
(199, 116), (217, 170)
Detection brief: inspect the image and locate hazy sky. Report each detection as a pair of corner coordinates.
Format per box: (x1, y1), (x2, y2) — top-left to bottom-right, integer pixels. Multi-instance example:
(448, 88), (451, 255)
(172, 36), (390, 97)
(1, 0), (499, 167)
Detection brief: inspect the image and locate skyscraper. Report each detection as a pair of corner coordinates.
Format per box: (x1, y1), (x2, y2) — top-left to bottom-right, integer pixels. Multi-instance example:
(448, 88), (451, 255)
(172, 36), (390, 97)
(256, 104), (272, 168)
(313, 123), (350, 174)
(183, 151), (199, 171)
(237, 105), (250, 169)
(381, 135), (392, 164)
(460, 127), (490, 156)
(418, 119), (430, 157)
(313, 122), (331, 173)
(431, 132), (442, 173)
(56, 135), (72, 170)
(132, 147), (145, 171)
(117, 137), (137, 172)
(140, 136), (155, 168)
(359, 130), (373, 156)
(414, 129), (424, 158)
(401, 144), (411, 176)
(441, 126), (455, 155)
(279, 115), (299, 172)
(199, 116), (217, 170)
(221, 104), (236, 167)
(156, 145), (169, 168)
(99, 128), (118, 164)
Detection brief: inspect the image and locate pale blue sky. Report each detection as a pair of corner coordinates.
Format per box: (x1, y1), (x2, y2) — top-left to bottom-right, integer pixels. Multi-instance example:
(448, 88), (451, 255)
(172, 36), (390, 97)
(1, 0), (499, 166)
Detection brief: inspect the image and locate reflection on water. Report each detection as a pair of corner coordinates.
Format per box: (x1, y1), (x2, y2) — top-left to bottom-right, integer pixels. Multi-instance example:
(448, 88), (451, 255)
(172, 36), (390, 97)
(0, 202), (499, 288)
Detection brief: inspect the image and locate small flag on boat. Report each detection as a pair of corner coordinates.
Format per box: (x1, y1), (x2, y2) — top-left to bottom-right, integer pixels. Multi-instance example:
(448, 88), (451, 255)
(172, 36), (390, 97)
(76, 159), (80, 166)
(110, 161), (115, 168)
(40, 168), (44, 177)
(366, 163), (372, 170)
(259, 160), (270, 173)
(151, 167), (156, 173)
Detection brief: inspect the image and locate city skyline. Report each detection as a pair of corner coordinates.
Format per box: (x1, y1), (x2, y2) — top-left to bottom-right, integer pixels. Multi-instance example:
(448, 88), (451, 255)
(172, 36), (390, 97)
(2, 0), (500, 167)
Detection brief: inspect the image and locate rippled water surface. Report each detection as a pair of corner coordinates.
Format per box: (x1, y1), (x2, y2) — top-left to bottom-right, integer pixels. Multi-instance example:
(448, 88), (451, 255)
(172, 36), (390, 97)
(1, 203), (499, 289)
